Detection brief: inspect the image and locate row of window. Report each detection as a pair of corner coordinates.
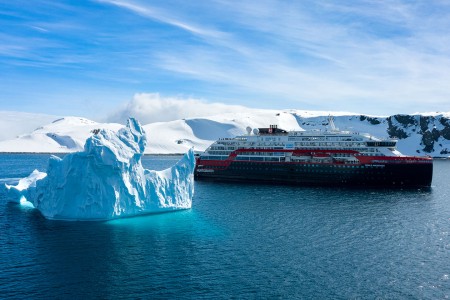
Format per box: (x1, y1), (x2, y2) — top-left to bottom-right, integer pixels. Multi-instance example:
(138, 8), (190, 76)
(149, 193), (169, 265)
(238, 152), (285, 156)
(228, 166), (389, 175)
(207, 151), (232, 155)
(287, 136), (362, 142)
(200, 155), (228, 160)
(233, 162), (385, 169)
(209, 145), (382, 153)
(235, 157), (281, 162)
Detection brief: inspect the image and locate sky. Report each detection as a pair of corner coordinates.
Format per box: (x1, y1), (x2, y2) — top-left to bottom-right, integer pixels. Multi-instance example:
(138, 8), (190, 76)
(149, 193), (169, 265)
(1, 0), (450, 121)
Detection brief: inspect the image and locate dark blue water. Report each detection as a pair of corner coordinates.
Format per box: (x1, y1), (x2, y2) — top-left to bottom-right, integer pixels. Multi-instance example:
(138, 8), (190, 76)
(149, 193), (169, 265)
(0, 154), (449, 299)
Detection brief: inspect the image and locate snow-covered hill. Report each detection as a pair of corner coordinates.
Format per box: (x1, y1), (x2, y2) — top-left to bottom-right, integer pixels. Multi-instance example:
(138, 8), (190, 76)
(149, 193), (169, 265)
(143, 110), (302, 154)
(0, 117), (122, 153)
(0, 110), (449, 157)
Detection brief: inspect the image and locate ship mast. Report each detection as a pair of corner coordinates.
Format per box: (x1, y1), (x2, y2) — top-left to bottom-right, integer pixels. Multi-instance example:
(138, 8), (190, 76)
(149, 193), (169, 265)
(328, 115), (339, 132)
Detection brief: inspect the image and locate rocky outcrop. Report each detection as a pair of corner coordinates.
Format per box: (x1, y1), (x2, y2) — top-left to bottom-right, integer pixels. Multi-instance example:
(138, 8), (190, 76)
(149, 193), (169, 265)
(386, 114), (450, 155)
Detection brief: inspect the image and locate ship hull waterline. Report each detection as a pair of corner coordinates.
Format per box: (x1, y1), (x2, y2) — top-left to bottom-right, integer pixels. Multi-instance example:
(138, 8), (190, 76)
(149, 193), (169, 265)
(194, 160), (433, 188)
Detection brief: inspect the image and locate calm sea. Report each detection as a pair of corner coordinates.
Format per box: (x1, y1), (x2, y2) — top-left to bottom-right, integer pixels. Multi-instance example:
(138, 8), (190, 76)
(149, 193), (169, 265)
(0, 154), (449, 299)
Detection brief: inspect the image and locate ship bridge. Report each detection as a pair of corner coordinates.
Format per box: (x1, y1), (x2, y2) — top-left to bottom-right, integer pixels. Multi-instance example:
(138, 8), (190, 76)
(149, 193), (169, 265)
(257, 125), (288, 135)
(366, 141), (397, 147)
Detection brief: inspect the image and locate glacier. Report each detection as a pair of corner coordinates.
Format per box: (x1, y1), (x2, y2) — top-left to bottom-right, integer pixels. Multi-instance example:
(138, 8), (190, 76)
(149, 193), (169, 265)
(5, 118), (195, 220)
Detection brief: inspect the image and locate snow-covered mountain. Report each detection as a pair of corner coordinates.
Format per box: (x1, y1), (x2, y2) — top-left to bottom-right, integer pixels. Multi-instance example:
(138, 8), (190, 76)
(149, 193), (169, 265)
(0, 110), (449, 157)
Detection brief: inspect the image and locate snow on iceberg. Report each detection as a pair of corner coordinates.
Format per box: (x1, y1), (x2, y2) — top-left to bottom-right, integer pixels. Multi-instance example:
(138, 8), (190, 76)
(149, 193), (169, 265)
(5, 118), (195, 220)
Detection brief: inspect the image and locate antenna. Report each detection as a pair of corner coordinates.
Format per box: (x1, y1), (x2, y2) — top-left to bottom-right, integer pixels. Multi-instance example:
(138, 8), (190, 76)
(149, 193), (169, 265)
(246, 126), (252, 135)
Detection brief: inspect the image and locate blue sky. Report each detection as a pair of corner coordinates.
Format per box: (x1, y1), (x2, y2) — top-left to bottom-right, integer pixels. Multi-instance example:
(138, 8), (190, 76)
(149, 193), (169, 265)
(1, 0), (450, 120)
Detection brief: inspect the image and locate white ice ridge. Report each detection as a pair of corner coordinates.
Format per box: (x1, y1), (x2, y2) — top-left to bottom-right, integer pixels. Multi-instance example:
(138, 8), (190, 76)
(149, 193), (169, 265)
(5, 118), (195, 220)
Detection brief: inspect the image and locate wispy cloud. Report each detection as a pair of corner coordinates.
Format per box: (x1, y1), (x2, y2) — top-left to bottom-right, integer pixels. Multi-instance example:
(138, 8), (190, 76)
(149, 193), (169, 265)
(96, 0), (225, 39)
(3, 0), (450, 116)
(137, 0), (450, 113)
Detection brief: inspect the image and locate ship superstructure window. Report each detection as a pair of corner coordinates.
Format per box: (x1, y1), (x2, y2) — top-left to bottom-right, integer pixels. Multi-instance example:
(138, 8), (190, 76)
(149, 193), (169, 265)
(200, 155), (228, 160)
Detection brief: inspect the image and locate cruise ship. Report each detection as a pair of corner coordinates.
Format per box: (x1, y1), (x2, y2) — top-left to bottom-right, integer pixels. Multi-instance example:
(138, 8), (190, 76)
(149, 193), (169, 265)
(194, 118), (433, 187)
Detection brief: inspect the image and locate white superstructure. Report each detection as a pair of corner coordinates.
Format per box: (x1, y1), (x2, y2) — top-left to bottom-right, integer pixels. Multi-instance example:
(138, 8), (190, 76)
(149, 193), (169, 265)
(200, 124), (400, 163)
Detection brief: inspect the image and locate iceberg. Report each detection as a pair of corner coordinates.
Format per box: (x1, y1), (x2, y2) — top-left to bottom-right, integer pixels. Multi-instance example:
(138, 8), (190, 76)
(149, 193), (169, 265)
(5, 118), (195, 220)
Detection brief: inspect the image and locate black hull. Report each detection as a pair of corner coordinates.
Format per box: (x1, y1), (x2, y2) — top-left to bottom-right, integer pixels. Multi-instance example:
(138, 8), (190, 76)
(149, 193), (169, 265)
(195, 161), (433, 188)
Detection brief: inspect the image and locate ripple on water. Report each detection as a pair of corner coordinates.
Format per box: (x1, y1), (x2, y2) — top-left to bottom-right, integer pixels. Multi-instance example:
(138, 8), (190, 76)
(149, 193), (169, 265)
(0, 156), (449, 299)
